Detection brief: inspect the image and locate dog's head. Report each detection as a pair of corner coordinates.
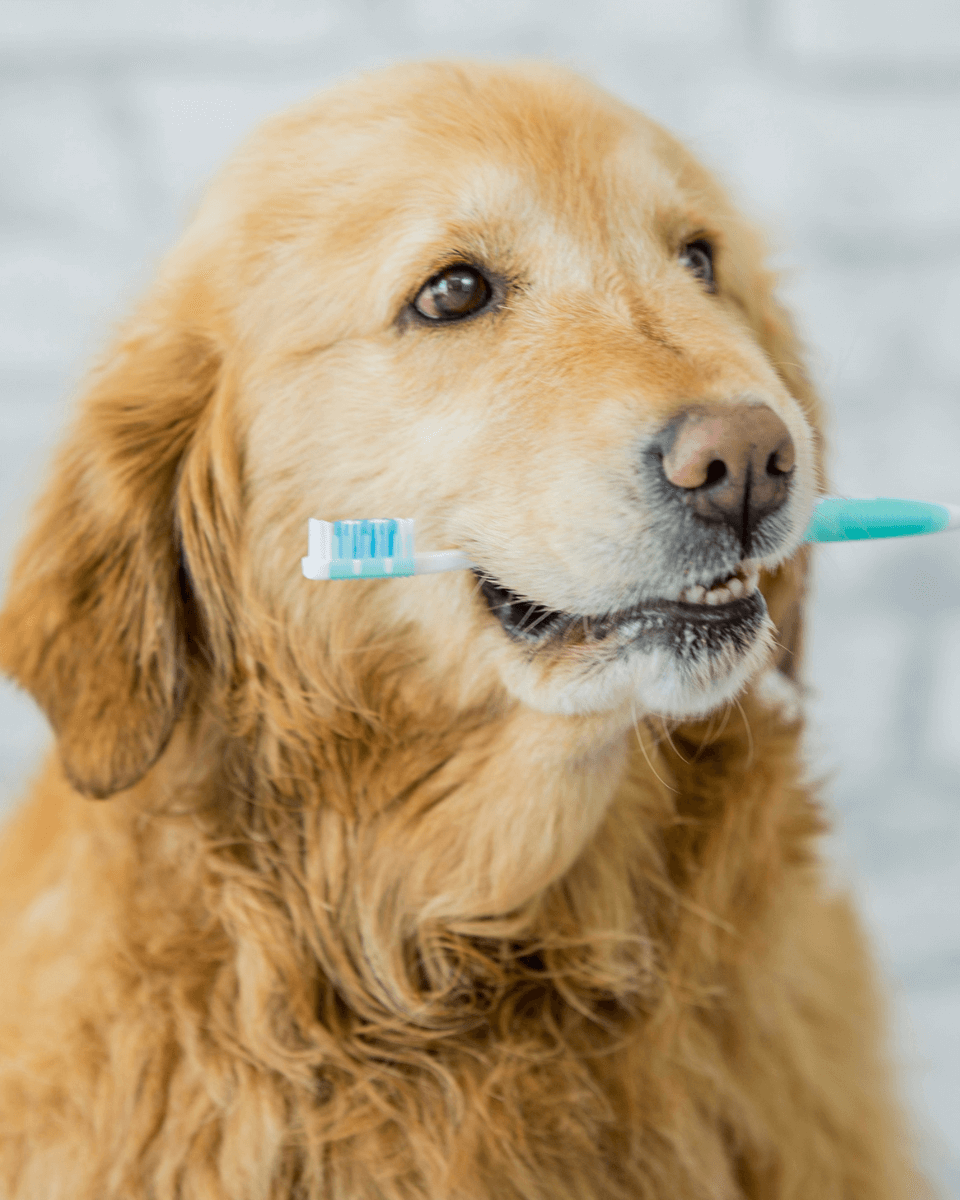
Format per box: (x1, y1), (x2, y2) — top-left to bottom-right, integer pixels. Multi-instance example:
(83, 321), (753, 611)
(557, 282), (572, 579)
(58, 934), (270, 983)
(0, 61), (823, 800)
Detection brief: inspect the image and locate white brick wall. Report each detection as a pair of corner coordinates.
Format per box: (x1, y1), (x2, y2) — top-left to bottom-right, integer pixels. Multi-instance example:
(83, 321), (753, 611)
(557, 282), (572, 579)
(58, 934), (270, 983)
(1, 1), (958, 1191)
(1, 0), (342, 49)
(773, 0), (960, 63)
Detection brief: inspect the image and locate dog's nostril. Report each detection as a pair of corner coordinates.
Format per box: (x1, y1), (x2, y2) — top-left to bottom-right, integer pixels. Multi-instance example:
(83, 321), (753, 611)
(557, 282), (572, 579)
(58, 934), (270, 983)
(704, 459), (726, 487)
(766, 443), (795, 478)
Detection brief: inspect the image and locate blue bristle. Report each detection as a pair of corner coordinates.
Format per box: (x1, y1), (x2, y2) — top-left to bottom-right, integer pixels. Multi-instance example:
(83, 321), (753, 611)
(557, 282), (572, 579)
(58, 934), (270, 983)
(331, 518), (402, 562)
(336, 520), (353, 559)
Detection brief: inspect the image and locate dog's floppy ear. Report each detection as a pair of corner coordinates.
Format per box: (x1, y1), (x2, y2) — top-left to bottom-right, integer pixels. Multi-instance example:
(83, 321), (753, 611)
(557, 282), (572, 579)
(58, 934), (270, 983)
(0, 309), (221, 798)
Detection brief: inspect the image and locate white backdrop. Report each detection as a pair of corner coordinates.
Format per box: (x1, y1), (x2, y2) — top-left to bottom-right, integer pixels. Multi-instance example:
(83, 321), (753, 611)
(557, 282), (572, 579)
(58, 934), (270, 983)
(1, 1), (958, 1191)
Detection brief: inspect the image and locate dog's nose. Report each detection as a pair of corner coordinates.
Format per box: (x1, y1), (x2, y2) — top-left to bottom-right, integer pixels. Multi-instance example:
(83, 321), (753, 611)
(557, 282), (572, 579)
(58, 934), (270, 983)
(654, 403), (795, 552)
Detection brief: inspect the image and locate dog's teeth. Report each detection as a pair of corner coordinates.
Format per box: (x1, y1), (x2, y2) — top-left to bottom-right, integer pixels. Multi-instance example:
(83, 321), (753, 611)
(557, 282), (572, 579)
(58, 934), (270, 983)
(678, 565), (761, 607)
(707, 582), (733, 604)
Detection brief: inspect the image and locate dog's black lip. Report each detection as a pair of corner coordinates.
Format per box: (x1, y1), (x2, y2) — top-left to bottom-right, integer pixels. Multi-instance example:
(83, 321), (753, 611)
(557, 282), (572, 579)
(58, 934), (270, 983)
(474, 570), (767, 647)
(475, 573), (570, 642)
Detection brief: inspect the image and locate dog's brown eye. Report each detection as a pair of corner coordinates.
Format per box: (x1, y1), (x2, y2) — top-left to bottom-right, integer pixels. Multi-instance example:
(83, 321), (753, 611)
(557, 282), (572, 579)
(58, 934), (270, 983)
(413, 265), (491, 321)
(680, 239), (716, 293)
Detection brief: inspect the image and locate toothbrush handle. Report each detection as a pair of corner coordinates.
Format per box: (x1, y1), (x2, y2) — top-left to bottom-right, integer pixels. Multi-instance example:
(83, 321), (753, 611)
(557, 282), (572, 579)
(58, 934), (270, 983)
(413, 552), (478, 574)
(805, 497), (960, 542)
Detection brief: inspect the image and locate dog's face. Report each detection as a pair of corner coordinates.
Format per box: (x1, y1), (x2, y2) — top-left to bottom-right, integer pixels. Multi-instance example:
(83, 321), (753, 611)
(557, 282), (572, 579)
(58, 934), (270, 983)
(221, 62), (820, 722)
(0, 61), (824, 799)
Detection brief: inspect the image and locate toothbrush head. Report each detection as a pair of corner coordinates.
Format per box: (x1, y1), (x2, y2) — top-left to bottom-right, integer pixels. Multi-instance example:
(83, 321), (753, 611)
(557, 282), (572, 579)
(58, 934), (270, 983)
(302, 518), (416, 579)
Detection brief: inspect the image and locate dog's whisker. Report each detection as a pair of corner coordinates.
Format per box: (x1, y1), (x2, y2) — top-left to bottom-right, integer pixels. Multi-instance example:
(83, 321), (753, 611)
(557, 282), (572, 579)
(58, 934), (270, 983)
(630, 703), (679, 794)
(734, 696), (755, 772)
(651, 714), (689, 764)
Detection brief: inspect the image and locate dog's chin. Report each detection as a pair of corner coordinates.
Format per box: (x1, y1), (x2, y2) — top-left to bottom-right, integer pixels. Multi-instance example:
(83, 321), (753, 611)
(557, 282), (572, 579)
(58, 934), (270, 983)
(478, 574), (777, 719)
(498, 626), (777, 719)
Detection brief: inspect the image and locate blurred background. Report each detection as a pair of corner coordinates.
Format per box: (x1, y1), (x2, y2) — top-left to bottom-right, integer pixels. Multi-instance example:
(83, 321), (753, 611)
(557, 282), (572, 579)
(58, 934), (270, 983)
(0, 0), (958, 1190)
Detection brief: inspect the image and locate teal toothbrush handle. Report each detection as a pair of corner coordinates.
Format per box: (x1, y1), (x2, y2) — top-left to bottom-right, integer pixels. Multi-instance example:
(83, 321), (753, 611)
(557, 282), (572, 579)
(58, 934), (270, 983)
(804, 497), (960, 542)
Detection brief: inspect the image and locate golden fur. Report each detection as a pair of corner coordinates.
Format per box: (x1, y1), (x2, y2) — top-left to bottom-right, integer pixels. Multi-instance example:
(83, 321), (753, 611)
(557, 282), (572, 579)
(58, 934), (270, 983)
(0, 61), (927, 1198)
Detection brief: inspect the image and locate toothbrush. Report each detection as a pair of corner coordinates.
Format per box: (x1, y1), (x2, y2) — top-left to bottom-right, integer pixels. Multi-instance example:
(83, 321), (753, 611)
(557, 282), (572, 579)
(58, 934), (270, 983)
(301, 498), (960, 581)
(301, 518), (477, 579)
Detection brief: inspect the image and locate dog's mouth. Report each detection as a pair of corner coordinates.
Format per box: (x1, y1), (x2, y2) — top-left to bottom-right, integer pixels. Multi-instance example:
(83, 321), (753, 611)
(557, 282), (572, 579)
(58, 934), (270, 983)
(475, 562), (767, 651)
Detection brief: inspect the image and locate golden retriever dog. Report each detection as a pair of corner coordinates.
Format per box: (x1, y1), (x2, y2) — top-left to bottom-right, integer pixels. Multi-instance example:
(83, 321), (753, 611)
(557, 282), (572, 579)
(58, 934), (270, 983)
(0, 61), (928, 1199)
